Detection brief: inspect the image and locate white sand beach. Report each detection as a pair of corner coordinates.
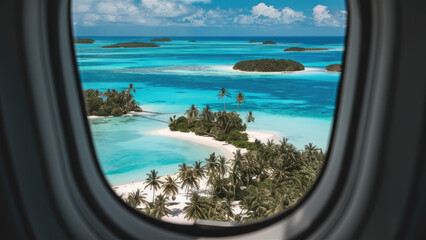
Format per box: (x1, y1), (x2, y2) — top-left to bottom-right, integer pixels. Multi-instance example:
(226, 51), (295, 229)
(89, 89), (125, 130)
(113, 128), (279, 224)
(149, 128), (281, 159)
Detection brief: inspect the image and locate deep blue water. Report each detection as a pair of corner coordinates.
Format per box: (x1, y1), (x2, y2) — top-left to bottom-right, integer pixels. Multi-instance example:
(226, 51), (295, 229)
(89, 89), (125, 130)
(75, 36), (344, 185)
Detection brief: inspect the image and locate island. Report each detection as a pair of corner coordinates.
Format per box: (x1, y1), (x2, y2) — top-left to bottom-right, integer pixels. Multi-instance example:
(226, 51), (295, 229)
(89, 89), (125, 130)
(284, 47), (329, 52)
(151, 38), (172, 42)
(114, 88), (326, 223)
(83, 84), (142, 116)
(188, 40), (197, 42)
(101, 42), (160, 48)
(325, 64), (343, 72)
(233, 59), (305, 72)
(249, 40), (260, 43)
(262, 41), (276, 45)
(74, 38), (95, 44)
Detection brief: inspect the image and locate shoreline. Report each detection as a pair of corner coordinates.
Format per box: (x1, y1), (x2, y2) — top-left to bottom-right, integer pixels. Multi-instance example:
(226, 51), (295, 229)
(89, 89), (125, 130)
(149, 128), (243, 159)
(148, 128), (281, 159)
(87, 109), (153, 119)
(113, 127), (280, 224)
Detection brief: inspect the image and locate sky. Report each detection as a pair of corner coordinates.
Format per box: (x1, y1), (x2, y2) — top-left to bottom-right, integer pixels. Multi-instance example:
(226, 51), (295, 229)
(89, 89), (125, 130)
(72, 0), (347, 36)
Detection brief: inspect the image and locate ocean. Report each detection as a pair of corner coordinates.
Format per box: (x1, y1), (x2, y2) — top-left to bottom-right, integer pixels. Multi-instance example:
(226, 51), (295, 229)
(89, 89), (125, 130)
(74, 36), (345, 186)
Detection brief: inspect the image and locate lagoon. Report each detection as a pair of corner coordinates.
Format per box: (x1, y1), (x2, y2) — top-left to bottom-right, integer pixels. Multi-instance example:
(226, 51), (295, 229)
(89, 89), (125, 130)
(75, 36), (344, 185)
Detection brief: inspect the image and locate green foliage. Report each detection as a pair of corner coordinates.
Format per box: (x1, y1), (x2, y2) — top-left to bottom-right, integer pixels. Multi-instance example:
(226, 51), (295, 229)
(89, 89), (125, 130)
(102, 42), (160, 48)
(122, 138), (325, 224)
(170, 103), (253, 149)
(326, 63), (343, 72)
(83, 84), (142, 116)
(150, 38), (172, 42)
(169, 116), (189, 131)
(284, 47), (329, 52)
(123, 189), (147, 211)
(111, 108), (123, 116)
(233, 59), (305, 72)
(74, 38), (95, 44)
(218, 129), (248, 142)
(144, 194), (171, 219)
(262, 41), (276, 44)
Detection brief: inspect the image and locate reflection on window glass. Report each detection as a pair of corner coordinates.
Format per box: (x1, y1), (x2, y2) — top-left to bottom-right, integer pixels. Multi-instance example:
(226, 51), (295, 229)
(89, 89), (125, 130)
(72, 0), (346, 224)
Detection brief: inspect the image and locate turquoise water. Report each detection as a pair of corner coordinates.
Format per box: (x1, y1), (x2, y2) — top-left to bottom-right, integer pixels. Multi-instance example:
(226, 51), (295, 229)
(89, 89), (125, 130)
(75, 36), (344, 186)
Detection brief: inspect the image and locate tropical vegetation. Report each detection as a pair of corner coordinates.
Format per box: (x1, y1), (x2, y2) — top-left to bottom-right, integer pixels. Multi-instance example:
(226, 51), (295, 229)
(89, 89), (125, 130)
(262, 41), (276, 44)
(233, 59), (305, 72)
(169, 89), (256, 149)
(326, 64), (343, 73)
(119, 89), (325, 223)
(102, 42), (160, 48)
(151, 38), (172, 42)
(122, 138), (325, 223)
(284, 47), (329, 52)
(74, 38), (95, 44)
(83, 84), (142, 116)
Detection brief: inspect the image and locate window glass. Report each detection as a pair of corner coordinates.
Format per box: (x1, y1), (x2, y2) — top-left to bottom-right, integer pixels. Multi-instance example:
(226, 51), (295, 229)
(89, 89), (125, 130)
(72, 0), (346, 224)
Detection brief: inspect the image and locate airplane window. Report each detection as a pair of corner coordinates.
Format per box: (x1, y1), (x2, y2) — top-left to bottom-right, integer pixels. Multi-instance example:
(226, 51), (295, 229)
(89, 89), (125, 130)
(71, 0), (346, 225)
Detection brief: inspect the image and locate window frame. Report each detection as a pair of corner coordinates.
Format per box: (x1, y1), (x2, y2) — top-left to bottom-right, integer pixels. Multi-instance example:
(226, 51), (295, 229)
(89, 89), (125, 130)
(60, 0), (356, 237)
(3, 0), (424, 239)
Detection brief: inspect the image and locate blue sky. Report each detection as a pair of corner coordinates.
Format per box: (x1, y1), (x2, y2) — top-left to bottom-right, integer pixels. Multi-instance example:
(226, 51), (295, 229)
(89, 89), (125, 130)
(72, 0), (347, 36)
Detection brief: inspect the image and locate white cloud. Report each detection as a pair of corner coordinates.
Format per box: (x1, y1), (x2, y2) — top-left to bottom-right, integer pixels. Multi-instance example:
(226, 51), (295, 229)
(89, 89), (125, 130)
(246, 3), (306, 25)
(72, 0), (314, 28)
(281, 7), (306, 24)
(251, 3), (281, 19)
(313, 5), (345, 27)
(141, 0), (191, 17)
(233, 14), (256, 25)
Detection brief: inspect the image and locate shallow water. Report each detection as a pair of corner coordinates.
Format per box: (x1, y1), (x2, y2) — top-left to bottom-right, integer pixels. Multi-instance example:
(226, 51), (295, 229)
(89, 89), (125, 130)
(76, 36), (344, 185)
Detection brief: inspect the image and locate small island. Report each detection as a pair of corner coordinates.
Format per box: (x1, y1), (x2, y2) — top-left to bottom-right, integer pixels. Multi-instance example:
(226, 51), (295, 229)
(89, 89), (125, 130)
(284, 47), (329, 52)
(262, 41), (276, 45)
(325, 64), (343, 72)
(84, 84), (142, 116)
(188, 40), (197, 42)
(233, 59), (305, 72)
(151, 38), (172, 42)
(249, 40), (260, 43)
(74, 38), (95, 44)
(169, 89), (255, 149)
(101, 42), (160, 48)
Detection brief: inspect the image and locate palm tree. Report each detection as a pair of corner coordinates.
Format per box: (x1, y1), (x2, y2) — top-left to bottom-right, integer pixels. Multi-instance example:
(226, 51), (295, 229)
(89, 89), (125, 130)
(235, 92), (245, 113)
(200, 105), (214, 122)
(217, 155), (229, 178)
(305, 143), (319, 161)
(217, 88), (231, 111)
(245, 111), (255, 124)
(240, 186), (274, 221)
(220, 198), (235, 221)
(232, 149), (244, 194)
(161, 175), (179, 200)
(181, 169), (200, 199)
(144, 194), (171, 219)
(193, 161), (206, 179)
(144, 170), (163, 202)
(124, 189), (147, 210)
(151, 194), (171, 218)
(183, 191), (209, 220)
(128, 83), (136, 93)
(185, 104), (199, 126)
(177, 163), (192, 183)
(205, 153), (218, 176)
